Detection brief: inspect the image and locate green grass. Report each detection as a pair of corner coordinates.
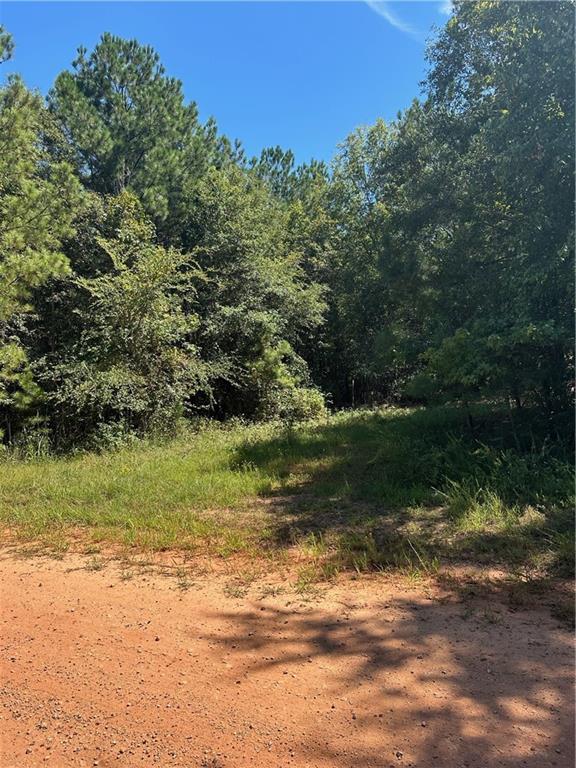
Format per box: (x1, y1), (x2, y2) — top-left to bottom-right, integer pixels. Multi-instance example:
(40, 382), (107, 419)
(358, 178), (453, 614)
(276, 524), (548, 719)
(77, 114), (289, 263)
(0, 422), (278, 551)
(0, 406), (573, 580)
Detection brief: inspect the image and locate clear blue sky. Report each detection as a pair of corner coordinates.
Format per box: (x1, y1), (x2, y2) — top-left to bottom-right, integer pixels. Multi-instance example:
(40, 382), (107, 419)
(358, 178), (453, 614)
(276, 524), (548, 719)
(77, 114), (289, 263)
(1, 1), (450, 163)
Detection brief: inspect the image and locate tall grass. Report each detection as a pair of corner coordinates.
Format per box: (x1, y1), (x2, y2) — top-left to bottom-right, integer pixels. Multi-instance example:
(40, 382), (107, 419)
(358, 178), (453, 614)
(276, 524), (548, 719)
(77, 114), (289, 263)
(0, 406), (573, 577)
(0, 422), (278, 550)
(232, 405), (573, 576)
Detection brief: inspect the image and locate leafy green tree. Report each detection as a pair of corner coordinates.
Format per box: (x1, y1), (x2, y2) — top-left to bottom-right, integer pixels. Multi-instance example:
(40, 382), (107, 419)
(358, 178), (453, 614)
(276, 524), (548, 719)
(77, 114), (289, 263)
(186, 166), (326, 417)
(327, 1), (574, 413)
(0, 67), (81, 439)
(414, 0), (575, 411)
(250, 146), (295, 199)
(34, 192), (209, 447)
(324, 117), (421, 405)
(2, 4), (573, 448)
(49, 33), (225, 228)
(0, 25), (14, 63)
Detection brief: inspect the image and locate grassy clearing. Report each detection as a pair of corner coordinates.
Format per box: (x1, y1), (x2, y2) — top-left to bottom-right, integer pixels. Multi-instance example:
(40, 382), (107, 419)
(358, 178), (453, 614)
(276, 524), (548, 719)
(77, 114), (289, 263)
(0, 422), (278, 552)
(0, 406), (573, 580)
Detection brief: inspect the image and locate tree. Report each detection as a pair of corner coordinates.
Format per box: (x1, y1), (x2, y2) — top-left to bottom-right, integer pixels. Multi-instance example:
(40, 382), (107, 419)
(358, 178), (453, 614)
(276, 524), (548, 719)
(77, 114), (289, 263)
(33, 192), (210, 447)
(0, 25), (14, 63)
(249, 146), (296, 200)
(186, 166), (327, 417)
(415, 0), (575, 411)
(49, 33), (225, 228)
(324, 115), (426, 405)
(1, 5), (573, 448)
(326, 1), (574, 413)
(0, 68), (81, 439)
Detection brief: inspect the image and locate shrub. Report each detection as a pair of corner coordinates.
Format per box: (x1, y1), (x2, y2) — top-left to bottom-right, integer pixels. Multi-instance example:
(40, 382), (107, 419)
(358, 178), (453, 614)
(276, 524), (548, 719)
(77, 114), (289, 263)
(258, 385), (327, 424)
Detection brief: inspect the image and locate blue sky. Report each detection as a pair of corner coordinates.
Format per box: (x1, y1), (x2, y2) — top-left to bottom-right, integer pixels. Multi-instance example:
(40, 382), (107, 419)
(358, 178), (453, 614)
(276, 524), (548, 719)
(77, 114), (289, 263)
(1, 1), (451, 163)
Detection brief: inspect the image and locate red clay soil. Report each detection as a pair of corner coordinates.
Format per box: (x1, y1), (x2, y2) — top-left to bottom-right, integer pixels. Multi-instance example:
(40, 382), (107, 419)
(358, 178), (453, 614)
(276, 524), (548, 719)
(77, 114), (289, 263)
(0, 552), (573, 768)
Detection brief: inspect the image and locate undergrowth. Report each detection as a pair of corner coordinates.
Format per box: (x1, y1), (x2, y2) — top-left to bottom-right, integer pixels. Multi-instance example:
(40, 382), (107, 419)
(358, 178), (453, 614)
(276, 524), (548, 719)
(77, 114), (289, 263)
(0, 405), (573, 581)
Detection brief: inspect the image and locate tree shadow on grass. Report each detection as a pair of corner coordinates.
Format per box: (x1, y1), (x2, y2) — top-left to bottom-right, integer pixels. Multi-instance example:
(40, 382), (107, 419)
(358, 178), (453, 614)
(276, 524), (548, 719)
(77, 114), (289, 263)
(232, 406), (574, 578)
(206, 589), (574, 767)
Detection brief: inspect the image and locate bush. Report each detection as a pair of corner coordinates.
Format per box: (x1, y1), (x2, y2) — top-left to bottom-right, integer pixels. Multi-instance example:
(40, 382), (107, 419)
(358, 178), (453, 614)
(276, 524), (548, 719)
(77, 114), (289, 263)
(259, 385), (327, 424)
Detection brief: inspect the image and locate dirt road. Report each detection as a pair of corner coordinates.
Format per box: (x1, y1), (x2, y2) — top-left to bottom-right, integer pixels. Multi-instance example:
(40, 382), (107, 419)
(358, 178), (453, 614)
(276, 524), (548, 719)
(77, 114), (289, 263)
(0, 552), (573, 768)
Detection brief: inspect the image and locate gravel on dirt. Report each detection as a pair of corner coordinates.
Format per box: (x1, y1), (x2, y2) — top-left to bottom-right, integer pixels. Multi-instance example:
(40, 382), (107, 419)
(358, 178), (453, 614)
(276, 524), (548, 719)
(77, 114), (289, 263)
(0, 553), (573, 768)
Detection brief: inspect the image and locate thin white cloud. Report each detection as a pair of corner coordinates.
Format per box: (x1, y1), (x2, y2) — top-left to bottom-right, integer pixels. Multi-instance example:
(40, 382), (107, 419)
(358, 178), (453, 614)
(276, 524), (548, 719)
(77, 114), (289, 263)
(365, 1), (420, 39)
(439, 0), (453, 16)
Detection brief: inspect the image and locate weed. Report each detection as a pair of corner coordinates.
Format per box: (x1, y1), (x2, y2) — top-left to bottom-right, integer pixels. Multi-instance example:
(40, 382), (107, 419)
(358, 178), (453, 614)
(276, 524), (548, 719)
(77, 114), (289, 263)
(175, 567), (193, 591)
(259, 584), (285, 599)
(297, 531), (328, 558)
(82, 545), (101, 555)
(223, 582), (249, 599)
(294, 565), (322, 594)
(0, 406), (572, 581)
(480, 609), (501, 625)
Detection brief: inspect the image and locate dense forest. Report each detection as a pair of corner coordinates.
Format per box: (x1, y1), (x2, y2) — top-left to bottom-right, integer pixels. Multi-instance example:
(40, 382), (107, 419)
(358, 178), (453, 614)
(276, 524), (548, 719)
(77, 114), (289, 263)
(0, 0), (573, 452)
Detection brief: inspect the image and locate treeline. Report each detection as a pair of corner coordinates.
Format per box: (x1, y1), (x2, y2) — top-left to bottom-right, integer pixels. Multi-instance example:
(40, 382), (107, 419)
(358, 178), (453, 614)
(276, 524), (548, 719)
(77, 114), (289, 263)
(0, 1), (573, 451)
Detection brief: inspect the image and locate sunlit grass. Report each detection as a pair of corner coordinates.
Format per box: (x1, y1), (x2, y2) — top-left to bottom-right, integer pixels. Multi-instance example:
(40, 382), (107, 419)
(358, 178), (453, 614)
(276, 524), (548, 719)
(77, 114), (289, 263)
(1, 406), (573, 579)
(0, 422), (278, 550)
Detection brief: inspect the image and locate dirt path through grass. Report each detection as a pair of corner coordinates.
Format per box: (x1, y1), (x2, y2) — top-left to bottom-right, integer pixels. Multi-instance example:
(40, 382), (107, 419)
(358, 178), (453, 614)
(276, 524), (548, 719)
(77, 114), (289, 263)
(1, 552), (573, 768)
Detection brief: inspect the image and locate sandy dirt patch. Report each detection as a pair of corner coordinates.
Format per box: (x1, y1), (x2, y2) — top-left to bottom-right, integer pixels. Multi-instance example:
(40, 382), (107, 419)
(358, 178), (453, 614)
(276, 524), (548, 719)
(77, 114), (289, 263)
(0, 552), (573, 767)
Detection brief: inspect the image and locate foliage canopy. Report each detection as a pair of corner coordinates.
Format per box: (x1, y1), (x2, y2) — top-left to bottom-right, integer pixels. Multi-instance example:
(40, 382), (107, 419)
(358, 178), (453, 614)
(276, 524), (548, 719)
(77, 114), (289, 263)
(0, 3), (573, 449)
